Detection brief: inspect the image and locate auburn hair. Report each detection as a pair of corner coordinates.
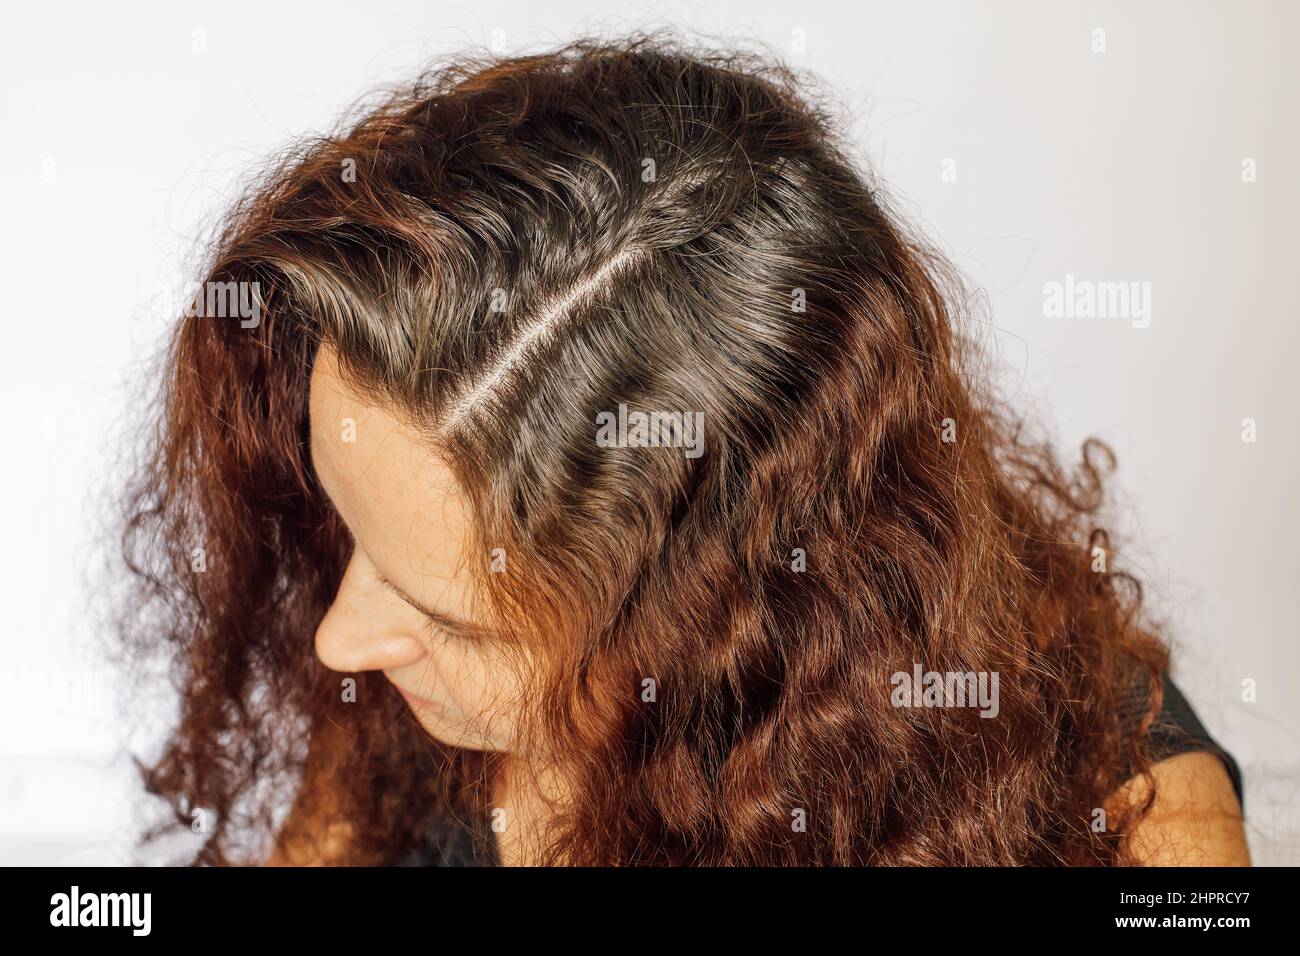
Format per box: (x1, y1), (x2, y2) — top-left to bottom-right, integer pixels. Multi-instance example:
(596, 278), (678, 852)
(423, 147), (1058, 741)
(113, 32), (1170, 865)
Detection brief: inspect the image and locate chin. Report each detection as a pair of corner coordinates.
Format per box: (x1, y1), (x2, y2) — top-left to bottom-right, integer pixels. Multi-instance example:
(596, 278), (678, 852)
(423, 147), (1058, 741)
(413, 714), (505, 753)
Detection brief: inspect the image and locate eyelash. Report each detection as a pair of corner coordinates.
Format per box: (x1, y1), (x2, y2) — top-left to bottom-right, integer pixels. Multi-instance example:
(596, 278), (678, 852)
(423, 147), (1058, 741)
(374, 572), (448, 639)
(417, 616), (446, 640)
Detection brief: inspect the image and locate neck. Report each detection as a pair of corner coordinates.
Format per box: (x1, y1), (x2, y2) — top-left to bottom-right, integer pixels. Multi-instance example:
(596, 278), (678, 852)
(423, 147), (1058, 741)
(490, 756), (564, 867)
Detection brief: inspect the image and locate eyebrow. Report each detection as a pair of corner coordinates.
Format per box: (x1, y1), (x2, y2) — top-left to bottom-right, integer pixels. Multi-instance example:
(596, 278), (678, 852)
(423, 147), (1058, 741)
(374, 571), (487, 641)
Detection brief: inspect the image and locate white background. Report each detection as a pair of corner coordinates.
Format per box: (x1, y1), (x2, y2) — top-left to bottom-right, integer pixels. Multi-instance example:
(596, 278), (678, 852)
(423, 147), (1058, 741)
(2, 0), (1296, 864)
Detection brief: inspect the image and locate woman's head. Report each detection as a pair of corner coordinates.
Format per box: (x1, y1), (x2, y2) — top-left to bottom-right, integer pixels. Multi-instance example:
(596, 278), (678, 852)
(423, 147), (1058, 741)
(117, 33), (1168, 865)
(298, 33), (962, 765)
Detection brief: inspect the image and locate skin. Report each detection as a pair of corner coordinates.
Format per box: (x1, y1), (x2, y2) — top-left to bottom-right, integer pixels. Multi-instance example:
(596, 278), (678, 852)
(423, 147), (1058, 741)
(284, 341), (1251, 867)
(1108, 752), (1250, 865)
(308, 344), (521, 756)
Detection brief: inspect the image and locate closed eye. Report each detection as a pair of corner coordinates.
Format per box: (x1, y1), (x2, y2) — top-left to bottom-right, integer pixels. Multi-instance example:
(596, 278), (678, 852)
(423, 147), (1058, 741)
(373, 570), (481, 642)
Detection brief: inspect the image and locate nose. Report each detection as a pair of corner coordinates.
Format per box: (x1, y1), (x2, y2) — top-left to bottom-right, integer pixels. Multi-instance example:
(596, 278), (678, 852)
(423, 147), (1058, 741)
(314, 550), (429, 674)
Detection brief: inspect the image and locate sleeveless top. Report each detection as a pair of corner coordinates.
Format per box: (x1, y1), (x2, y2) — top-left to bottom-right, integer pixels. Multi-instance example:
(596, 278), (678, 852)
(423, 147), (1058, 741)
(408, 671), (1243, 866)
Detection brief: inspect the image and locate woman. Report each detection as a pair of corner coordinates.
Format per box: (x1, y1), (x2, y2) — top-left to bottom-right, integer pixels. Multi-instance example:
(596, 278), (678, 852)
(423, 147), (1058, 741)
(115, 35), (1249, 866)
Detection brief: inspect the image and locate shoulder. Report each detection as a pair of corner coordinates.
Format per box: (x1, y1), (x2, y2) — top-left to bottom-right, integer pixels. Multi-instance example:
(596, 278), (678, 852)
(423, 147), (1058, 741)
(1107, 671), (1250, 865)
(1109, 750), (1251, 865)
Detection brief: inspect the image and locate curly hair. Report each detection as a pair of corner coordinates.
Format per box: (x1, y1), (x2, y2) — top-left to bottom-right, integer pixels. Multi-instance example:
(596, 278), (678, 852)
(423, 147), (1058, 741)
(112, 32), (1171, 866)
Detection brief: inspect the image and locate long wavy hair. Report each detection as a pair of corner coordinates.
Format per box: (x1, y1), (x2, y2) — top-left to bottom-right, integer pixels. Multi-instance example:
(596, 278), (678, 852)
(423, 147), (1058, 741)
(112, 33), (1172, 866)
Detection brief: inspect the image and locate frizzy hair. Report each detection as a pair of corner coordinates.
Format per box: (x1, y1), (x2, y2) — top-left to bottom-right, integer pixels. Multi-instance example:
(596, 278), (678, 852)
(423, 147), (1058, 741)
(112, 32), (1172, 866)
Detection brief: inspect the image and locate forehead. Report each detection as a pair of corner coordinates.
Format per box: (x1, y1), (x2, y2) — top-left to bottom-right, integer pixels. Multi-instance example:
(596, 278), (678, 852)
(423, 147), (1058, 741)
(308, 343), (474, 605)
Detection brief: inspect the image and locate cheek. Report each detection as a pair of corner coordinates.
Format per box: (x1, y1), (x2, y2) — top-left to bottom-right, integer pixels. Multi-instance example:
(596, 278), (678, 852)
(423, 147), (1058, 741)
(425, 639), (522, 733)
